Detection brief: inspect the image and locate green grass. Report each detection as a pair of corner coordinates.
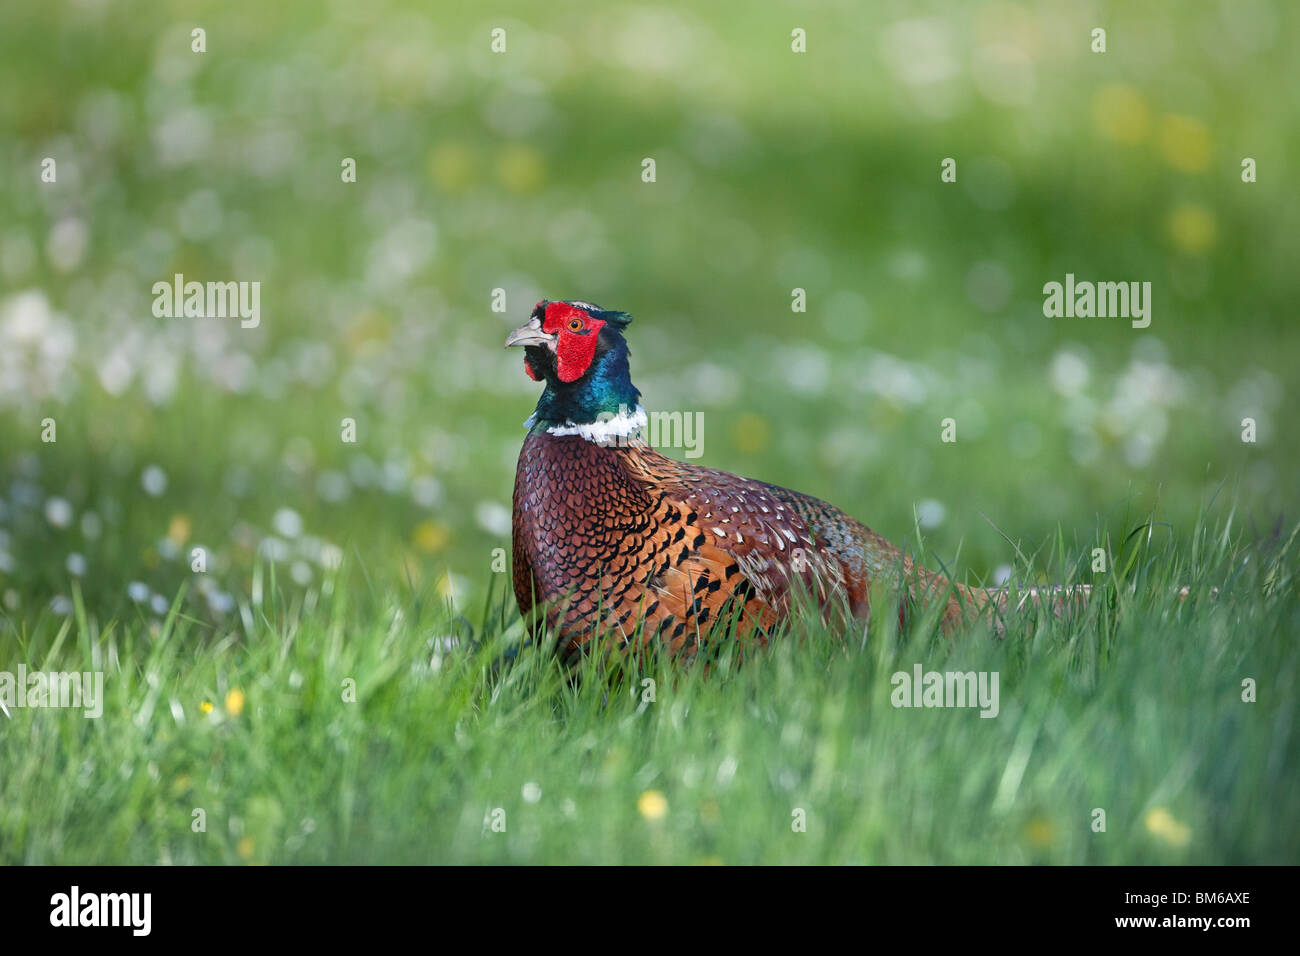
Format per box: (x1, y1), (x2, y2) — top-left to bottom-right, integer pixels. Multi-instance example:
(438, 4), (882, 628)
(0, 0), (1297, 864)
(2, 509), (1295, 864)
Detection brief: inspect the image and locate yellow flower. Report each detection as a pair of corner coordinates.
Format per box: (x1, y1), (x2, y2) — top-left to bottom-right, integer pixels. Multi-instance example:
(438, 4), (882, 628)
(345, 309), (391, 349)
(637, 789), (668, 821)
(1167, 202), (1217, 255)
(224, 688), (245, 717)
(1158, 114), (1212, 173)
(1091, 84), (1150, 145)
(1023, 816), (1057, 848)
(199, 700), (213, 715)
(436, 571), (460, 601)
(413, 521), (450, 554)
(236, 836), (255, 861)
(1145, 807), (1191, 847)
(732, 412), (770, 454)
(496, 144), (545, 194)
(428, 143), (477, 192)
(167, 514), (192, 546)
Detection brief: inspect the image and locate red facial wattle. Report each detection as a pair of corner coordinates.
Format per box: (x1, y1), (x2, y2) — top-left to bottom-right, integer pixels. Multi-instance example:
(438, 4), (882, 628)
(542, 303), (605, 382)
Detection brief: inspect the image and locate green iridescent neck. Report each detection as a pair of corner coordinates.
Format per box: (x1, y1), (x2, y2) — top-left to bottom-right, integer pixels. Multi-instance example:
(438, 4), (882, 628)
(527, 345), (641, 432)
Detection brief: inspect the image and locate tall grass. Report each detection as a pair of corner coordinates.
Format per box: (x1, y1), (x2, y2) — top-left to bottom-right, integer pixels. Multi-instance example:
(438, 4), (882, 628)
(2, 510), (1294, 864)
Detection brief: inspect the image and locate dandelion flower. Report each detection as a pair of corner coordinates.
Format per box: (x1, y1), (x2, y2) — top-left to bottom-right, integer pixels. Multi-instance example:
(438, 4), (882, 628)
(638, 790), (668, 821)
(1158, 114), (1211, 173)
(1167, 203), (1216, 255)
(731, 412), (770, 454)
(1091, 84), (1150, 144)
(413, 520), (450, 553)
(167, 514), (192, 545)
(1024, 816), (1057, 848)
(1145, 807), (1191, 847)
(224, 688), (245, 716)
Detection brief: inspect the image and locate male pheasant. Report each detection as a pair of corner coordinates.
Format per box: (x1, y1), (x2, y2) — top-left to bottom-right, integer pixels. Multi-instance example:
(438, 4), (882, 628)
(507, 299), (1085, 661)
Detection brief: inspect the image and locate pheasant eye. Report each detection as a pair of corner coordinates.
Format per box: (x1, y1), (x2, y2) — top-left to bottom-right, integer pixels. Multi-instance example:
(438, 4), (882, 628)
(567, 318), (584, 332)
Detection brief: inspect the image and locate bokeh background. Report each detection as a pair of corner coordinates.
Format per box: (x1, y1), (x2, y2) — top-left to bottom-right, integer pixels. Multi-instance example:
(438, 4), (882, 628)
(1, 0), (1295, 629)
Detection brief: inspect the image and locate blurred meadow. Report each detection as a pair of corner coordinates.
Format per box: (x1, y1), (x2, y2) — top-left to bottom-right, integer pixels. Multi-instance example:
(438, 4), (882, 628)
(0, 0), (1297, 863)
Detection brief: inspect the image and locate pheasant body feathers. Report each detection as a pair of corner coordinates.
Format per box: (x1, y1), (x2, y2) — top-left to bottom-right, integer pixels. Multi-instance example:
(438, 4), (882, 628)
(512, 431), (969, 659)
(506, 299), (1081, 659)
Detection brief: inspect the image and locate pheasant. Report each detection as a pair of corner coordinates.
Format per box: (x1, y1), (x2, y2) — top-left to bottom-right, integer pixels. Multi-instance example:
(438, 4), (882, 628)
(507, 299), (1087, 661)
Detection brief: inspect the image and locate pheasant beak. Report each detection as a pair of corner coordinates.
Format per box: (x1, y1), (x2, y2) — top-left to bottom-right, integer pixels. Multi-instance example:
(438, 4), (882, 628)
(504, 317), (556, 349)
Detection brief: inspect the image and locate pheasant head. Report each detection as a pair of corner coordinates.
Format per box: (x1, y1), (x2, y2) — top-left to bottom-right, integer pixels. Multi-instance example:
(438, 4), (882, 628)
(505, 299), (641, 432)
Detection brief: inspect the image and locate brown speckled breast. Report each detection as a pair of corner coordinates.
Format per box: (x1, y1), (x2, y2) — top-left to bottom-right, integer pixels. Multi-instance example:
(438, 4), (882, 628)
(511, 432), (925, 659)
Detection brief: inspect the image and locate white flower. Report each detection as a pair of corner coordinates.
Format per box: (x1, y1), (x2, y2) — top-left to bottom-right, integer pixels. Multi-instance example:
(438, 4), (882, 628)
(474, 501), (512, 537)
(916, 499), (946, 529)
(44, 497), (74, 528)
(410, 475), (442, 508)
(47, 218), (89, 273)
(141, 465), (168, 496)
(207, 590), (235, 614)
(316, 471), (351, 502)
(1048, 349), (1090, 396)
(258, 537), (290, 562)
(272, 507), (303, 539)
